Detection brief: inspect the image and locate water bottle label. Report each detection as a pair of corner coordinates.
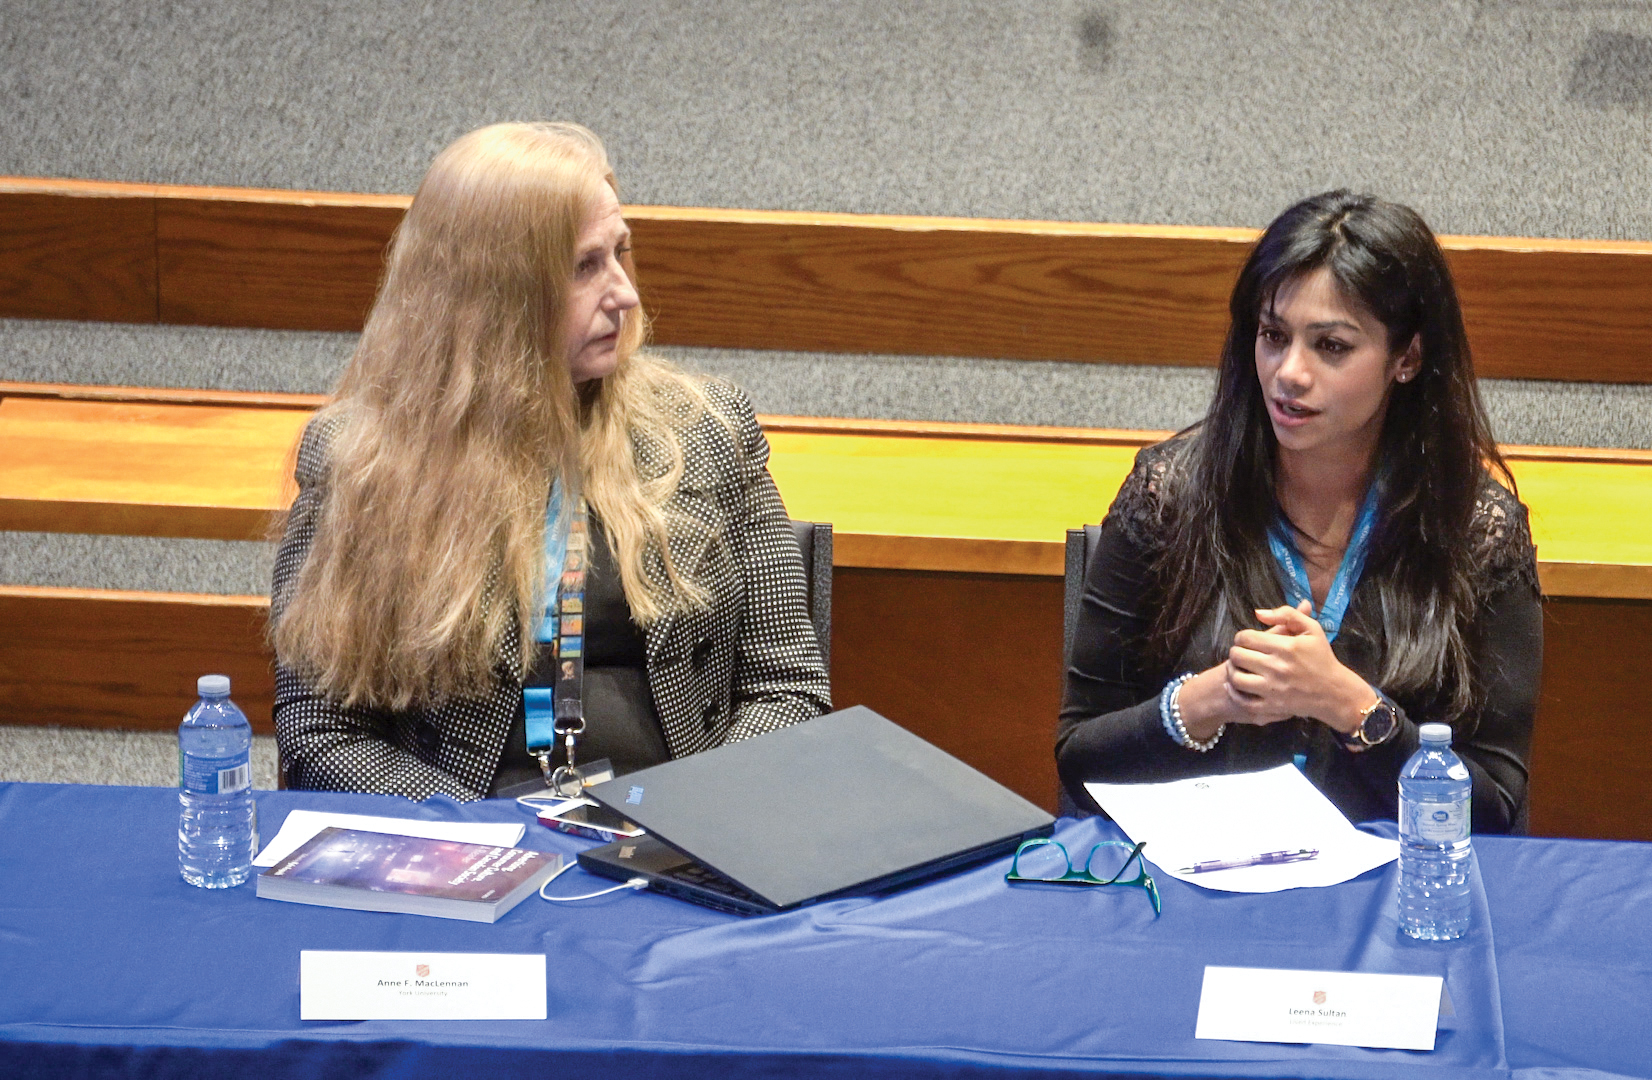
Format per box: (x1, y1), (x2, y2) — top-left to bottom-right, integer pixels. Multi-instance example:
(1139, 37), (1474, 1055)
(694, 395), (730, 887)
(1407, 800), (1468, 843)
(181, 752), (250, 795)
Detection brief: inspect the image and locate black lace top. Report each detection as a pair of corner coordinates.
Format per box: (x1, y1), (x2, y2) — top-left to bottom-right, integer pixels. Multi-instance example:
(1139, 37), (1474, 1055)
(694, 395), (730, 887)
(1057, 438), (1542, 832)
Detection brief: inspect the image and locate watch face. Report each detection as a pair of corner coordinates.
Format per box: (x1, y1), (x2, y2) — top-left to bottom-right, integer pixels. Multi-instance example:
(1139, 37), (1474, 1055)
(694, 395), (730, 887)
(1360, 703), (1398, 745)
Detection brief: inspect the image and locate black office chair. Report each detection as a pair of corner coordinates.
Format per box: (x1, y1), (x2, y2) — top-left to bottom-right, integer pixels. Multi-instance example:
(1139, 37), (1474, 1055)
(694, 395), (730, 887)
(789, 519), (834, 675)
(1058, 526), (1103, 819)
(1061, 525), (1102, 679)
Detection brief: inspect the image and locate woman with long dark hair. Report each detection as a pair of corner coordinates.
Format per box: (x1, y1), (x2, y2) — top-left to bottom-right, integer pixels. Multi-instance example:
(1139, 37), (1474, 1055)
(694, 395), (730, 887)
(1056, 191), (1540, 832)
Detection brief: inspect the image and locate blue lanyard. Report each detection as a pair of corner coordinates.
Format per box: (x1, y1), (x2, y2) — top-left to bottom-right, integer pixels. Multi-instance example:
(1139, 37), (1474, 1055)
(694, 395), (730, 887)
(1266, 482), (1380, 642)
(525, 486), (588, 774)
(535, 484), (569, 645)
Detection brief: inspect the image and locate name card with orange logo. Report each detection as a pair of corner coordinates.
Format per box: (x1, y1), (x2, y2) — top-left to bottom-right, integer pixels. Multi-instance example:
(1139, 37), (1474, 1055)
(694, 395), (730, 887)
(1194, 966), (1445, 1051)
(299, 950), (547, 1020)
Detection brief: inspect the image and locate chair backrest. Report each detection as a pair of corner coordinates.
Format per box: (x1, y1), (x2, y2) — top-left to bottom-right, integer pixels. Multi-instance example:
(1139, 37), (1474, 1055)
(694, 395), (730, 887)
(1062, 525), (1103, 669)
(790, 519), (833, 675)
(1059, 525), (1103, 819)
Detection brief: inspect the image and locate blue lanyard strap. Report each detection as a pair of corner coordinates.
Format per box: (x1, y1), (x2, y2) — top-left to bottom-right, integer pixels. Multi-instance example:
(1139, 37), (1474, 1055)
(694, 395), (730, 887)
(1266, 481), (1380, 643)
(535, 485), (569, 644)
(525, 489), (589, 792)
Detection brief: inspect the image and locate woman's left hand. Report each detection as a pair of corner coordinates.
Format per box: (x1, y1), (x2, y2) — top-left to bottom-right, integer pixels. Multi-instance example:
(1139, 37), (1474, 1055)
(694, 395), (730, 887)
(1226, 602), (1373, 736)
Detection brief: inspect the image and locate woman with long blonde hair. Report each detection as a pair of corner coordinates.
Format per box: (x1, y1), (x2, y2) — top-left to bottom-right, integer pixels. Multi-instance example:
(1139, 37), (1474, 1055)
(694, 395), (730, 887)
(271, 122), (830, 800)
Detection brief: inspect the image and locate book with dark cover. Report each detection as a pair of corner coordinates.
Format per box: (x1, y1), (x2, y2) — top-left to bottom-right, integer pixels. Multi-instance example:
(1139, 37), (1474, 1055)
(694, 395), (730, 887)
(256, 827), (562, 923)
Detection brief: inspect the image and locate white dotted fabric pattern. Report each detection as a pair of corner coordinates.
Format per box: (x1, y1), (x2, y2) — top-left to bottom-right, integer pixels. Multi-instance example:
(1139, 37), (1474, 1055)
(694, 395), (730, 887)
(270, 377), (832, 801)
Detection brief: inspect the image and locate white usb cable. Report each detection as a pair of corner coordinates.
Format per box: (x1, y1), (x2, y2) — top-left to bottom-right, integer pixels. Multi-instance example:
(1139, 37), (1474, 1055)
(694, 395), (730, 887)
(537, 856), (649, 902)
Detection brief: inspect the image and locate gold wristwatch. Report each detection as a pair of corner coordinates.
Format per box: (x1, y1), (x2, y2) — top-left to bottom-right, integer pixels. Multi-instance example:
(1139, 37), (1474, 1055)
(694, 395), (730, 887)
(1341, 692), (1399, 750)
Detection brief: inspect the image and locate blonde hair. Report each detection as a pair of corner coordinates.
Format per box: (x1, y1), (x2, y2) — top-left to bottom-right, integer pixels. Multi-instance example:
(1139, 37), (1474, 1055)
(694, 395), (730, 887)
(273, 122), (718, 710)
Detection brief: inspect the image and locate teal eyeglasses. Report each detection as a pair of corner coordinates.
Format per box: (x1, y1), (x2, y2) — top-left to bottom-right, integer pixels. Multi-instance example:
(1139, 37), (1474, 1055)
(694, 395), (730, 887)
(1006, 838), (1162, 915)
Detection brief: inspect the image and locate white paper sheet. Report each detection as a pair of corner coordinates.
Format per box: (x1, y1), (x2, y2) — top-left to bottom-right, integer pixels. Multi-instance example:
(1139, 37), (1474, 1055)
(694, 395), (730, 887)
(252, 810), (526, 868)
(1085, 764), (1397, 892)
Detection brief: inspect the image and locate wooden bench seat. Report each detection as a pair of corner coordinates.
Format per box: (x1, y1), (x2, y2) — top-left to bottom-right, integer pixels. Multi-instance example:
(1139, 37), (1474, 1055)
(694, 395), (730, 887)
(0, 395), (309, 540)
(3, 384), (1651, 597)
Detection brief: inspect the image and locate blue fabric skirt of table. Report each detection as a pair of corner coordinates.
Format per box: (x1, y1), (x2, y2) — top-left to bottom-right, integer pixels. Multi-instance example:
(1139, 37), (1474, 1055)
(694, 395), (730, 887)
(0, 782), (1647, 1079)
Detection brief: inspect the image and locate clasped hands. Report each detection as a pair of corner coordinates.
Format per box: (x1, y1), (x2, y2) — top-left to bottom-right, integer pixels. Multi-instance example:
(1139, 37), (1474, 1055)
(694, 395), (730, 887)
(1175, 600), (1372, 743)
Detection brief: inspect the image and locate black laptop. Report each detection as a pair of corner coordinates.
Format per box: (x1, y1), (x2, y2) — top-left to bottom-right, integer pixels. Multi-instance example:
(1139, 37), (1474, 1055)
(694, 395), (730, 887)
(577, 706), (1054, 915)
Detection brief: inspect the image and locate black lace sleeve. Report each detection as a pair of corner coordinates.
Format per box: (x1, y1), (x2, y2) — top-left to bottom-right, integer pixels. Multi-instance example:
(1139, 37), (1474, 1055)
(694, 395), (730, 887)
(1101, 439), (1183, 558)
(1469, 474), (1541, 603)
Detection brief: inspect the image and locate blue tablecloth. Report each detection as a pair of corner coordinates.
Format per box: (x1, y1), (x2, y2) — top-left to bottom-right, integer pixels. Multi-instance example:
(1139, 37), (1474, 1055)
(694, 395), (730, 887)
(0, 782), (1646, 1079)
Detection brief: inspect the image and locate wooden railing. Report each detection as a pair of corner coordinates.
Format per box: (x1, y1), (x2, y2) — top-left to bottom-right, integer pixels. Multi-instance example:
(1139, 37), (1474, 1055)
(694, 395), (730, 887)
(0, 585), (273, 734)
(5, 177), (1652, 381)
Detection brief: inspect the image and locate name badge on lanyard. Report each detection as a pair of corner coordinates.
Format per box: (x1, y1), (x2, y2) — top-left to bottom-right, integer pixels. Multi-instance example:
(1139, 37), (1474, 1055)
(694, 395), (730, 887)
(1266, 481), (1381, 643)
(525, 486), (589, 796)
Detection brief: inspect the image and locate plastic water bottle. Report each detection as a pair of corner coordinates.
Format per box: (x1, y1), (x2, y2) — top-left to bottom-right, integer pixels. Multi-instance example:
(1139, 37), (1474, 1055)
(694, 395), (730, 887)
(178, 674), (257, 888)
(1398, 722), (1472, 940)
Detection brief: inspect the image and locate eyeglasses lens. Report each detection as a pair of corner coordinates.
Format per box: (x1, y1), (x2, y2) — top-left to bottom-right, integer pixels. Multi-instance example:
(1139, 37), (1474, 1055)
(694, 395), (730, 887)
(1081, 844), (1141, 883)
(1014, 842), (1073, 881)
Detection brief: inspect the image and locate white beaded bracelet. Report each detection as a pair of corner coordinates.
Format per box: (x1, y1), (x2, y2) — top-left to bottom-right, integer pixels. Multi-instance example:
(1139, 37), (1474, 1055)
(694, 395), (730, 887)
(1160, 672), (1224, 752)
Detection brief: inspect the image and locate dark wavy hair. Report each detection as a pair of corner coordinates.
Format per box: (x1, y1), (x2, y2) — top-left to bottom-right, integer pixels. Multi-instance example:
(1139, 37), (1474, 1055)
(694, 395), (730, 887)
(1148, 190), (1511, 726)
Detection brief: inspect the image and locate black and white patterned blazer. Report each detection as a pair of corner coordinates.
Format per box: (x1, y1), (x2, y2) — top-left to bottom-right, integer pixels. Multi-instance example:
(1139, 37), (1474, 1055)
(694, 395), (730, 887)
(271, 378), (831, 801)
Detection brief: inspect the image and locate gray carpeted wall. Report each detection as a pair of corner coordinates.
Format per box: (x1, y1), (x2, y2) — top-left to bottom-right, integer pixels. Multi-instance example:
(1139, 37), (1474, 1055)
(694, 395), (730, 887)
(8, 1), (1652, 237)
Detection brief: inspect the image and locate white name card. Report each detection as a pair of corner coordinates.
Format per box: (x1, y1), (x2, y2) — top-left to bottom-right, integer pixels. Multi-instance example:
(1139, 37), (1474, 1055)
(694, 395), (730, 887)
(1195, 966), (1444, 1051)
(300, 950), (547, 1020)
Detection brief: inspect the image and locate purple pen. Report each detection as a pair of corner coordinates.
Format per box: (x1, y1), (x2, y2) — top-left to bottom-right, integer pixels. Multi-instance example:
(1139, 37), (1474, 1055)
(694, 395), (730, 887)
(1179, 848), (1319, 873)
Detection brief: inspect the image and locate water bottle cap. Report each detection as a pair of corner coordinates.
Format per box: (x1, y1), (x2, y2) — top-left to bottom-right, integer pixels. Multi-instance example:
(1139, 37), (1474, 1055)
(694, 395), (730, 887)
(197, 674), (231, 697)
(1418, 722), (1452, 744)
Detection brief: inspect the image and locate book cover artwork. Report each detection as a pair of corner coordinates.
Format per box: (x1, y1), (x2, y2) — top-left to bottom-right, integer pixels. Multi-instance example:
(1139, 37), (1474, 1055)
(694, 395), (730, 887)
(258, 827), (560, 919)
